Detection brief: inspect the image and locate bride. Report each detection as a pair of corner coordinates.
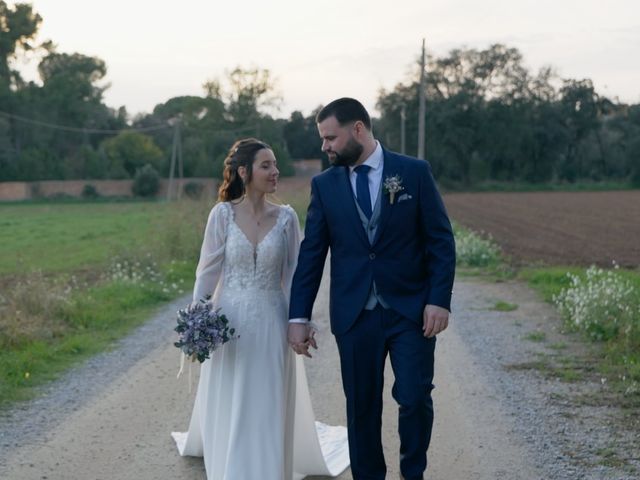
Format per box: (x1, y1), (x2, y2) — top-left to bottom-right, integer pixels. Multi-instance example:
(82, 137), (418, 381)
(171, 138), (350, 479)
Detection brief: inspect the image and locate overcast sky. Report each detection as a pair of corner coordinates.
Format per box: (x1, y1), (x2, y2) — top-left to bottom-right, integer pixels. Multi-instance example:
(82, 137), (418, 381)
(14, 0), (640, 118)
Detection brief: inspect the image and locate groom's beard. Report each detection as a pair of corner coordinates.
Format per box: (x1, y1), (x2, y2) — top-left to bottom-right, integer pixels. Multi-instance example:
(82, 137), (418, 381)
(328, 138), (363, 167)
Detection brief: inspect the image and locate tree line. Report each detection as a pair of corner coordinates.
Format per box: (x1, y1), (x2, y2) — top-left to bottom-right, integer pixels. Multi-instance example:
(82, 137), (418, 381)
(1, 2), (638, 187)
(0, 2), (299, 183)
(376, 44), (640, 187)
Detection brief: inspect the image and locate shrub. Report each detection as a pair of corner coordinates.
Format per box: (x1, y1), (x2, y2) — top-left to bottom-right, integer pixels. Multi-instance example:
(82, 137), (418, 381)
(81, 184), (99, 199)
(553, 265), (640, 343)
(132, 164), (160, 197)
(453, 224), (501, 267)
(102, 131), (164, 178)
(0, 272), (75, 347)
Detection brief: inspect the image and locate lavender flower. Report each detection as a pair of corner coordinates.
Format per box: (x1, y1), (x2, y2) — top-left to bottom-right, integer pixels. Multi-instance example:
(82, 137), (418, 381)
(174, 296), (237, 363)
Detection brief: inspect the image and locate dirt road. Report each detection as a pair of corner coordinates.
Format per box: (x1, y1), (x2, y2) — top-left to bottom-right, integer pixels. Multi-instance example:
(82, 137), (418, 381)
(1, 268), (635, 479)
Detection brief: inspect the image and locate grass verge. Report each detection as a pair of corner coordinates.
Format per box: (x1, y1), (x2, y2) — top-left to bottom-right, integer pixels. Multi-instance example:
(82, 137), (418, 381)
(520, 266), (640, 403)
(0, 270), (190, 406)
(0, 199), (212, 409)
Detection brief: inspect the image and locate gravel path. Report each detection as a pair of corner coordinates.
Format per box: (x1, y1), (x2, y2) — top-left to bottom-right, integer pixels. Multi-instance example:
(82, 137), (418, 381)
(0, 273), (637, 479)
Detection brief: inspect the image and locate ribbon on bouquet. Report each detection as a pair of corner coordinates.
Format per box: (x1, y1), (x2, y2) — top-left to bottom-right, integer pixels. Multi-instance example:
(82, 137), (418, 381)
(177, 352), (194, 393)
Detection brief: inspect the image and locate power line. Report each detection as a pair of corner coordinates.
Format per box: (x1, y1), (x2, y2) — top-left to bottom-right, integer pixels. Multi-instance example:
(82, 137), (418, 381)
(0, 109), (261, 136)
(0, 110), (171, 134)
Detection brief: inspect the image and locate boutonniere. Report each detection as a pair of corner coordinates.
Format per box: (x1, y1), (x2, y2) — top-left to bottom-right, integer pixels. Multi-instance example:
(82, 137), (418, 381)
(383, 175), (404, 204)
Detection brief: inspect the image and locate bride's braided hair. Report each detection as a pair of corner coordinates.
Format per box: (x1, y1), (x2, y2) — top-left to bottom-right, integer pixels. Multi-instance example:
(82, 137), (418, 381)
(217, 138), (271, 202)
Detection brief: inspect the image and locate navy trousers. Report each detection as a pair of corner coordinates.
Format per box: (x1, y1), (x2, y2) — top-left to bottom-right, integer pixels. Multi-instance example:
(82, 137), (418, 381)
(335, 305), (436, 480)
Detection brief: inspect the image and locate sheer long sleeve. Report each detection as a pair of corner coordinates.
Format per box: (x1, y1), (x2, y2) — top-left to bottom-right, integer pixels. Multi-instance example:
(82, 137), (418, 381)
(192, 202), (228, 303)
(281, 205), (301, 307)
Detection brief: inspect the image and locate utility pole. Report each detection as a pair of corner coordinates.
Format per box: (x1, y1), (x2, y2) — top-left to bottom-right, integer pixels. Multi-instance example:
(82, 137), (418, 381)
(417, 38), (426, 160)
(167, 117), (183, 201)
(400, 104), (406, 155)
(177, 119), (184, 200)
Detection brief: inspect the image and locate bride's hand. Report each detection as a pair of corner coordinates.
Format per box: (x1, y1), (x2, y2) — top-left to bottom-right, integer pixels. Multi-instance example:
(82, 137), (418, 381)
(309, 329), (318, 348)
(288, 323), (316, 358)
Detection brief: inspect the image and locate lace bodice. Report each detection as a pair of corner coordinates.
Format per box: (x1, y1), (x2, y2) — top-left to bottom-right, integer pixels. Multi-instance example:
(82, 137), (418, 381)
(224, 205), (288, 291)
(191, 201), (301, 302)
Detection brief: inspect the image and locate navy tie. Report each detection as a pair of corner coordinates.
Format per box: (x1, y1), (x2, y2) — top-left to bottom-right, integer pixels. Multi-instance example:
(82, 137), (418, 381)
(354, 165), (372, 219)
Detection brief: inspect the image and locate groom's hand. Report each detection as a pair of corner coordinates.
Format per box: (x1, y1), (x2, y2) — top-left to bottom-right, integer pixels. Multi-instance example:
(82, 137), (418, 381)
(288, 323), (317, 358)
(423, 304), (449, 338)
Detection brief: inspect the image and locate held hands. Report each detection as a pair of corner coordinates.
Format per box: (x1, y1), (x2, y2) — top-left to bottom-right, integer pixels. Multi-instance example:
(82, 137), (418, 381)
(287, 323), (318, 358)
(423, 304), (450, 338)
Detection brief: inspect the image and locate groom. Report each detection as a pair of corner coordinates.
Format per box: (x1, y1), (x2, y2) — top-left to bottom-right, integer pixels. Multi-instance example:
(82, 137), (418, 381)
(288, 98), (455, 480)
(288, 97), (455, 480)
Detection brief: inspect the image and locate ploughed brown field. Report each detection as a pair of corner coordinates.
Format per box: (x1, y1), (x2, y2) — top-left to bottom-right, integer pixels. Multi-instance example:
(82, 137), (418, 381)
(443, 191), (640, 267)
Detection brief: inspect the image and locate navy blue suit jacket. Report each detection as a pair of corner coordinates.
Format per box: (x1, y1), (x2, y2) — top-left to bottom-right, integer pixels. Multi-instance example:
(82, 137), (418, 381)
(290, 147), (456, 336)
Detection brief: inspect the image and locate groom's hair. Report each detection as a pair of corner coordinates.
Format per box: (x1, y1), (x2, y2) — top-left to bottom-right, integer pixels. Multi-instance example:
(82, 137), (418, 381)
(316, 97), (371, 130)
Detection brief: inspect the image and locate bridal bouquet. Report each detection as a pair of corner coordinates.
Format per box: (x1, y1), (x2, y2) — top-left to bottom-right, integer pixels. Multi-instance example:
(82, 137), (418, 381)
(174, 296), (237, 363)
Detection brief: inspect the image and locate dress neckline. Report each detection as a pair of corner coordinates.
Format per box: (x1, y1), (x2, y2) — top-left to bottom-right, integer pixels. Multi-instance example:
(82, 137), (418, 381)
(227, 203), (285, 251)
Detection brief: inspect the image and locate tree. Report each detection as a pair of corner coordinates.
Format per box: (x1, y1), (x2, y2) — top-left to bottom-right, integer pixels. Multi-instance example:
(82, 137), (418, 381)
(17, 51), (123, 175)
(283, 110), (323, 160)
(37, 52), (109, 124)
(0, 1), (44, 83)
(628, 137), (640, 186)
(205, 66), (281, 125)
(135, 95), (228, 177)
(558, 79), (602, 180)
(201, 67), (293, 176)
(0, 1), (49, 176)
(375, 44), (634, 186)
(101, 132), (164, 179)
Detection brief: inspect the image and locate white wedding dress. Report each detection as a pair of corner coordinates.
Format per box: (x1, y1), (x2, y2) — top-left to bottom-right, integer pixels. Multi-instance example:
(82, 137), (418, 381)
(171, 202), (349, 480)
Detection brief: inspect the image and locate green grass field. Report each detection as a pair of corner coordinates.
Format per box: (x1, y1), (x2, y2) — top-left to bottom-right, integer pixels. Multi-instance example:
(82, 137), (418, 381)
(0, 202), (173, 275)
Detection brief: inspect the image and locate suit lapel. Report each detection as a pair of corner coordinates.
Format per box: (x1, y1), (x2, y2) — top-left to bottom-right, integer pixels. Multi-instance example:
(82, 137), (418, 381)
(330, 166), (369, 246)
(373, 149), (405, 246)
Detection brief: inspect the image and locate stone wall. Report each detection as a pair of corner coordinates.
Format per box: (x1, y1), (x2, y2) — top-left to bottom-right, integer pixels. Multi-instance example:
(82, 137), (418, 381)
(0, 182), (31, 201)
(0, 178), (218, 201)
